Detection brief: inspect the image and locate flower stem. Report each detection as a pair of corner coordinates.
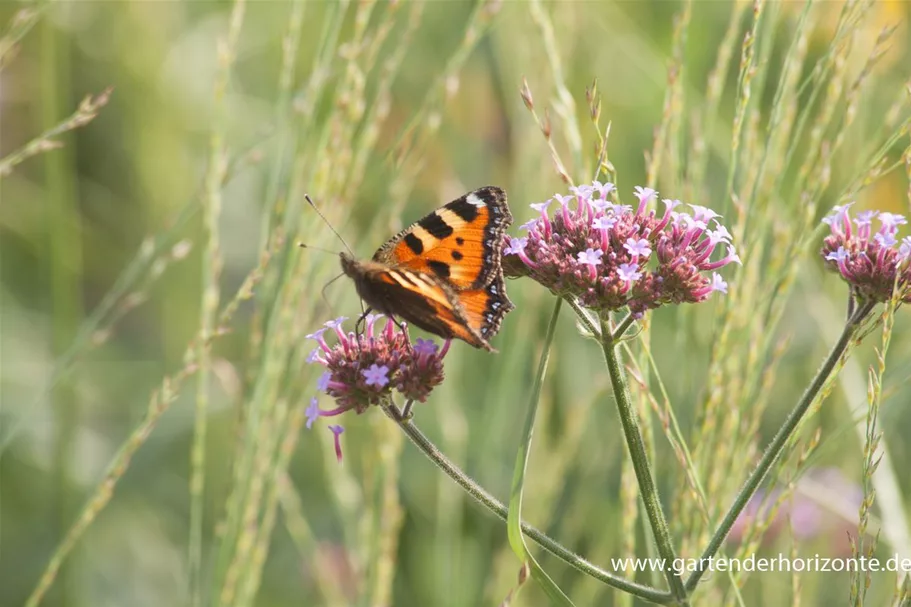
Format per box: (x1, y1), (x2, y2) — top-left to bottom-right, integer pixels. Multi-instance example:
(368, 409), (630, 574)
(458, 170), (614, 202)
(684, 301), (876, 592)
(600, 320), (689, 604)
(562, 295), (601, 338)
(384, 404), (673, 604)
(611, 313), (636, 341)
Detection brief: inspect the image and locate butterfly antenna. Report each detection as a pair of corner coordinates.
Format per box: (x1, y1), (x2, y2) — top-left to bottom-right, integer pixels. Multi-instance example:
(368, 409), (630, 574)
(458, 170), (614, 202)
(302, 194), (367, 321)
(296, 242), (337, 255)
(305, 194), (356, 257)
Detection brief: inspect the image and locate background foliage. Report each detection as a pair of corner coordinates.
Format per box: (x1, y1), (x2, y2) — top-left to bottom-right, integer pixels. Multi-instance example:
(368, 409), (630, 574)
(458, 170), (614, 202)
(2, 1), (911, 606)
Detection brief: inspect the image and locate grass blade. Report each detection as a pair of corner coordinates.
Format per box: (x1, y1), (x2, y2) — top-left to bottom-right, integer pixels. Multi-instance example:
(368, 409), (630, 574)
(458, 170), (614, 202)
(506, 299), (576, 607)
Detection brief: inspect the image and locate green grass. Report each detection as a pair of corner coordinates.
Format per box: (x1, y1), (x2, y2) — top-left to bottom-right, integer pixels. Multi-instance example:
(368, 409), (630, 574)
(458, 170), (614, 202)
(2, 1), (911, 606)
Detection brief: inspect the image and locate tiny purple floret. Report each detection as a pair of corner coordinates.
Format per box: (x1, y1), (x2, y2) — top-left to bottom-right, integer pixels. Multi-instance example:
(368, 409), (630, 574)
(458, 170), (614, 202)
(592, 215), (616, 230)
(530, 200), (552, 213)
(879, 212), (907, 233)
(711, 272), (728, 294)
(328, 425), (345, 463)
(306, 327), (327, 341)
(324, 316), (348, 330)
(875, 232), (897, 248)
(316, 371), (331, 392)
(623, 237), (651, 258)
(690, 204), (721, 223)
(305, 397), (320, 429)
(855, 210), (877, 226)
(617, 263), (642, 283)
(362, 363), (390, 388)
(553, 193), (574, 207)
(900, 237), (911, 261)
(825, 246), (849, 263)
(634, 185), (657, 202)
(577, 248), (603, 266)
(413, 338), (439, 356)
(504, 236), (528, 256)
(593, 180), (615, 199)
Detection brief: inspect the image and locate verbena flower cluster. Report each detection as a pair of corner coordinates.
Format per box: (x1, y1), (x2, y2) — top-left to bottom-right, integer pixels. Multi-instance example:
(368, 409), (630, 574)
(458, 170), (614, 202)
(503, 181), (740, 316)
(305, 313), (448, 424)
(821, 203), (911, 303)
(304, 315), (449, 461)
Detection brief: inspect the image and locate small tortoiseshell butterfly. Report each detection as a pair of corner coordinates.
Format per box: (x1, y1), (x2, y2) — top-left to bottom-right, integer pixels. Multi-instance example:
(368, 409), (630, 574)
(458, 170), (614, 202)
(340, 186), (514, 351)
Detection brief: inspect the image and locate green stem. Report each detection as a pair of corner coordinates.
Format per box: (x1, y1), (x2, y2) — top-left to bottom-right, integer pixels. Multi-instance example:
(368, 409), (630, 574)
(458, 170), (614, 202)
(190, 2), (244, 601)
(386, 407), (672, 605)
(562, 295), (601, 338)
(43, 18), (82, 606)
(684, 301), (876, 592)
(600, 321), (688, 604)
(506, 300), (573, 606)
(611, 313), (636, 341)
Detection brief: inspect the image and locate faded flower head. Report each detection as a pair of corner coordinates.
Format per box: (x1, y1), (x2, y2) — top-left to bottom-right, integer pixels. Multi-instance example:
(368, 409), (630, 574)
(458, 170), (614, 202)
(820, 204), (911, 303)
(504, 181), (740, 316)
(305, 314), (449, 417)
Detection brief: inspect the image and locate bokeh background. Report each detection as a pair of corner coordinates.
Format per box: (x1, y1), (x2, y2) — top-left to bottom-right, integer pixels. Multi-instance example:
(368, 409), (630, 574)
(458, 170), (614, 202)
(3, 1), (911, 606)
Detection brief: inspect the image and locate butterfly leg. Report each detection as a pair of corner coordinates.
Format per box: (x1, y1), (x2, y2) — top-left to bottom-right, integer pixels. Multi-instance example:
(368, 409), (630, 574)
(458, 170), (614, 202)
(390, 316), (409, 336)
(355, 307), (374, 337)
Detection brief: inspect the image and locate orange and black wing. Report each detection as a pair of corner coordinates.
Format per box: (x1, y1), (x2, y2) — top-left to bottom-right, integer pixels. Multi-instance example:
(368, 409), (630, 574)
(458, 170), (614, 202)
(361, 267), (492, 350)
(456, 273), (514, 341)
(373, 187), (512, 290)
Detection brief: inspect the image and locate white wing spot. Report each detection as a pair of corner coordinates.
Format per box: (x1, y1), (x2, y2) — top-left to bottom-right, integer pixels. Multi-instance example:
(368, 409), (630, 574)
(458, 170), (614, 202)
(466, 193), (486, 208)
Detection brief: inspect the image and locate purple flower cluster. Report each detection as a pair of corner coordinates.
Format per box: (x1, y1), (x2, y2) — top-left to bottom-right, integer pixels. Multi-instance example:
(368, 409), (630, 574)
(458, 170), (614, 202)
(821, 203), (911, 303)
(305, 314), (449, 421)
(503, 181), (740, 316)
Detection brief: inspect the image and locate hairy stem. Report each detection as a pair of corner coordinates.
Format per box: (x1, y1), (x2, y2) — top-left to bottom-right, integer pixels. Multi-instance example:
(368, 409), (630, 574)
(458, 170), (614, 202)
(384, 405), (673, 604)
(601, 320), (688, 604)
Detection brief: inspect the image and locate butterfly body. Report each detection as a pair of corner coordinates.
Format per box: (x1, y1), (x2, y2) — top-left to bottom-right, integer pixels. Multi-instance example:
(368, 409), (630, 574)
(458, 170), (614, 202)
(340, 186), (514, 351)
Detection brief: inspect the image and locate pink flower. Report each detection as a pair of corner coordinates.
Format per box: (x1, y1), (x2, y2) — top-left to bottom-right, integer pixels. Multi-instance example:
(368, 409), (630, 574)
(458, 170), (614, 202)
(820, 204), (911, 303)
(328, 425), (345, 463)
(305, 315), (450, 417)
(502, 180), (739, 314)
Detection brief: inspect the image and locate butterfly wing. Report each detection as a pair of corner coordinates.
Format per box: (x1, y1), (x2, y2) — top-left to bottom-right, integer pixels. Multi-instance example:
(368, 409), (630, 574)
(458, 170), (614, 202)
(457, 274), (514, 341)
(373, 186), (512, 290)
(348, 261), (492, 350)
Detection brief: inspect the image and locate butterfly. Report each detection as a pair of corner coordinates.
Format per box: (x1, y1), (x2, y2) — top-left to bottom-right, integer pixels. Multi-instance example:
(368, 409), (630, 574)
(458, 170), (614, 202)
(340, 186), (515, 351)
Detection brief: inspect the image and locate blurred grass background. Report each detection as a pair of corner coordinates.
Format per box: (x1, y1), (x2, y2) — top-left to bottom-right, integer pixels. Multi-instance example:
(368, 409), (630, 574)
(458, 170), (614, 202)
(2, 1), (911, 606)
